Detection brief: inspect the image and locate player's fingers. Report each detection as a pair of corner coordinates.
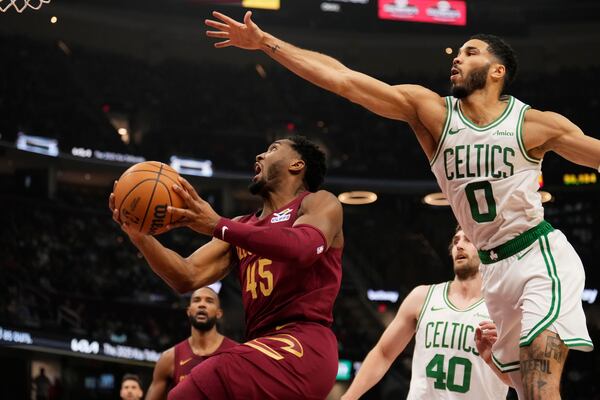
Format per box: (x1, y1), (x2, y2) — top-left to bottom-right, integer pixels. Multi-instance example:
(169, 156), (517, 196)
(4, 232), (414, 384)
(204, 19), (230, 31)
(243, 10), (253, 26)
(112, 208), (122, 224)
(206, 31), (229, 39)
(172, 183), (194, 206)
(165, 220), (189, 230)
(478, 320), (495, 329)
(214, 40), (232, 48)
(212, 11), (240, 26)
(475, 327), (482, 340)
(168, 206), (195, 221)
(177, 176), (201, 201)
(109, 192), (115, 210)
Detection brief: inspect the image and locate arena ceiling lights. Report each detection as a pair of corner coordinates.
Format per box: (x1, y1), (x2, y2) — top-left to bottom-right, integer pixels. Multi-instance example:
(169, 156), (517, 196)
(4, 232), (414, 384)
(338, 191), (378, 205)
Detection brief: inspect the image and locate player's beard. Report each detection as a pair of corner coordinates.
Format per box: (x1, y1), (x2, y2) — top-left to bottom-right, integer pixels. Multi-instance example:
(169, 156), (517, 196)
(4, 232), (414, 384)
(248, 178), (266, 195)
(248, 161), (283, 196)
(189, 314), (217, 332)
(454, 258), (479, 280)
(451, 64), (489, 98)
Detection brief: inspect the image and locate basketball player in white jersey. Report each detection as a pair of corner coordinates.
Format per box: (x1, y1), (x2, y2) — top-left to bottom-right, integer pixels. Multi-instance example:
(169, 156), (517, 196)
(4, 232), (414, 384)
(342, 228), (509, 400)
(205, 12), (597, 399)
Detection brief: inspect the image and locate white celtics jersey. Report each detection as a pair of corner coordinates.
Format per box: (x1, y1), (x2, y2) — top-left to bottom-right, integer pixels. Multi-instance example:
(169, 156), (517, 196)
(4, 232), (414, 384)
(430, 96), (544, 250)
(407, 282), (508, 400)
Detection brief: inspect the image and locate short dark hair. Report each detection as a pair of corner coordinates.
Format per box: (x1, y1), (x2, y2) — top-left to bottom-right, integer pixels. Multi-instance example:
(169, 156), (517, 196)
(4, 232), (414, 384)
(288, 136), (327, 192)
(121, 373), (142, 388)
(470, 34), (518, 89)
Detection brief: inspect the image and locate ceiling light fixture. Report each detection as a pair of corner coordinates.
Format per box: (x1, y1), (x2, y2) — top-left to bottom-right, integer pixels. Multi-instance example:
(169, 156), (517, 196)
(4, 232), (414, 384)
(338, 191), (377, 205)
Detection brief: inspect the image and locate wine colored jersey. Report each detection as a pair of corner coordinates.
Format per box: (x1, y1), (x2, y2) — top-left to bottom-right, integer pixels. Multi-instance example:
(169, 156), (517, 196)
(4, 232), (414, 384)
(234, 191), (343, 339)
(172, 336), (238, 386)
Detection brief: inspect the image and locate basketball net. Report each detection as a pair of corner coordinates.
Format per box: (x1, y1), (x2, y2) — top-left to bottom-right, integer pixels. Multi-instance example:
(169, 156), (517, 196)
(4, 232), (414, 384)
(0, 0), (50, 12)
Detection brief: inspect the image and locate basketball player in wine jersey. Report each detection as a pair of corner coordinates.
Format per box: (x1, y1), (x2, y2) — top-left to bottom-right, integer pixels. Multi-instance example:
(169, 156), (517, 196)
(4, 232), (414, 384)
(205, 11), (597, 399)
(110, 136), (343, 399)
(342, 228), (508, 400)
(145, 287), (237, 400)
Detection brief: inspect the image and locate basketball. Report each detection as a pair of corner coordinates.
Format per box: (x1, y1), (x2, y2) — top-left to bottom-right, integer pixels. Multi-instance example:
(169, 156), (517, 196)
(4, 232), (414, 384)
(113, 161), (185, 235)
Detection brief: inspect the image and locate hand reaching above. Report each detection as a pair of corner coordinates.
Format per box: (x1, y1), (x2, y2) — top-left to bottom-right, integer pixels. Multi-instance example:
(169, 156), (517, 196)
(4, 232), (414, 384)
(205, 11), (266, 50)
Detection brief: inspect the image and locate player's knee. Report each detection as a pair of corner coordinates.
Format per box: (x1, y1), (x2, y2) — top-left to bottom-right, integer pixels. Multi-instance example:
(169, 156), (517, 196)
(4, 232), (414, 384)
(167, 377), (208, 400)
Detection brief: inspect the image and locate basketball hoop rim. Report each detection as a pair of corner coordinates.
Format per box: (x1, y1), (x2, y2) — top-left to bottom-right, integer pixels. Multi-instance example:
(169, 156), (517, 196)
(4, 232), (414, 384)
(0, 0), (51, 13)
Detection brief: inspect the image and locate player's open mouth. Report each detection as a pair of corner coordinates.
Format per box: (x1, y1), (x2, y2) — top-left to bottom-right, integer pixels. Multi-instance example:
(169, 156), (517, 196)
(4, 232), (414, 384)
(455, 253), (467, 261)
(450, 67), (460, 81)
(253, 162), (262, 181)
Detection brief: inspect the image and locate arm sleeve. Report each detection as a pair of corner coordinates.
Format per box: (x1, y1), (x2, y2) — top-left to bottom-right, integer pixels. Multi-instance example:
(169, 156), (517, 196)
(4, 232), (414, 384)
(213, 217), (327, 266)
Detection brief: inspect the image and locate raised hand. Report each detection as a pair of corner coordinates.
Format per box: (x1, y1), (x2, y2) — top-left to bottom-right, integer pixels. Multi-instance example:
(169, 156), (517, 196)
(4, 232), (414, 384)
(166, 176), (221, 236)
(475, 320), (498, 364)
(205, 10), (265, 50)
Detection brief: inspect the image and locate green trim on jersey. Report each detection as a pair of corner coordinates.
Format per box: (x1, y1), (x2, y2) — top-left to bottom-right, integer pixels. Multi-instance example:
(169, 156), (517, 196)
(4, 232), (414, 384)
(429, 96), (453, 166)
(563, 338), (594, 349)
(519, 234), (561, 347)
(442, 281), (485, 312)
(516, 104), (541, 164)
(478, 221), (554, 264)
(416, 284), (436, 331)
(491, 353), (520, 373)
(457, 96), (515, 132)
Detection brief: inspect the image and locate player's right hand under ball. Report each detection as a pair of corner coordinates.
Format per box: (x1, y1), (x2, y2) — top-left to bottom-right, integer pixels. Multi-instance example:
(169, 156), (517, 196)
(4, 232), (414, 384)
(108, 182), (148, 241)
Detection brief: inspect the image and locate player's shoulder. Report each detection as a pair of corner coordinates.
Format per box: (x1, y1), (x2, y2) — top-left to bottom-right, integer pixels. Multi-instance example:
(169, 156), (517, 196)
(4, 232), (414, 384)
(221, 336), (239, 348)
(159, 345), (176, 362)
(409, 284), (433, 302)
(301, 190), (342, 209)
(524, 107), (568, 124)
(154, 345), (175, 377)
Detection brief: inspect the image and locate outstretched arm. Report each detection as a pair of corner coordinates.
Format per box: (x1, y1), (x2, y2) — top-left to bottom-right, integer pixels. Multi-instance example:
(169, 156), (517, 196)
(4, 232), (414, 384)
(205, 11), (444, 123)
(146, 348), (174, 400)
(341, 286), (428, 400)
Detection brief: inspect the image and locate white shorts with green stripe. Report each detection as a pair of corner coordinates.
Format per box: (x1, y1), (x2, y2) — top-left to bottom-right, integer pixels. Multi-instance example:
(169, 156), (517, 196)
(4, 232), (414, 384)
(479, 228), (593, 374)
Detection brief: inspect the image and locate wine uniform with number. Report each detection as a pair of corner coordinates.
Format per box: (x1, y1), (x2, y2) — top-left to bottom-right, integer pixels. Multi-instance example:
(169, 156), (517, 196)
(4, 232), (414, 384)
(408, 282), (508, 399)
(430, 96), (592, 374)
(179, 192), (342, 399)
(172, 336), (238, 386)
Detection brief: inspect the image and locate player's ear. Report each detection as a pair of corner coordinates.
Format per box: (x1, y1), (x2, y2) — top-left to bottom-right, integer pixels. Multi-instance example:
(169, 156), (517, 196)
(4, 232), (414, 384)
(490, 63), (505, 82)
(216, 308), (224, 320)
(289, 159), (305, 174)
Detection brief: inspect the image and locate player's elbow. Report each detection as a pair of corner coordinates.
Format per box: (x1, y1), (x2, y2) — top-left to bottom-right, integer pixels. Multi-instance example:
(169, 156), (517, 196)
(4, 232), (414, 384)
(170, 278), (194, 295)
